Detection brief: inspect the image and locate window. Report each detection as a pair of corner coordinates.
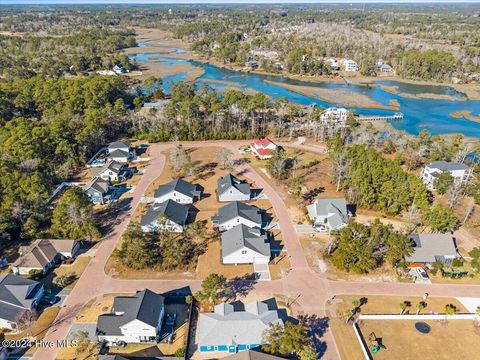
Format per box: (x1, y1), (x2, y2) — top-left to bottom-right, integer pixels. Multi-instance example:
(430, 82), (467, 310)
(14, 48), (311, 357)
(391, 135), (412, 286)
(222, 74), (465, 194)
(242, 250), (247, 254)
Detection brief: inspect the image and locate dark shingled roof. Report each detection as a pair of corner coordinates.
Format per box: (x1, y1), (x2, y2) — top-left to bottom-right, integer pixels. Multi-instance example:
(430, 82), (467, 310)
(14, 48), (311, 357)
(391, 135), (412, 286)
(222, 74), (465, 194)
(96, 289), (165, 336)
(140, 200), (189, 227)
(85, 177), (110, 194)
(217, 173), (251, 196)
(154, 178), (201, 199)
(0, 274), (43, 321)
(212, 201), (262, 225)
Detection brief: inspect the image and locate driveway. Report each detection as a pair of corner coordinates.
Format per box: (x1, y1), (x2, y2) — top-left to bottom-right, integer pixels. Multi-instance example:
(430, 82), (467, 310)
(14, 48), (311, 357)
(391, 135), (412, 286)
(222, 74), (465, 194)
(295, 224), (317, 234)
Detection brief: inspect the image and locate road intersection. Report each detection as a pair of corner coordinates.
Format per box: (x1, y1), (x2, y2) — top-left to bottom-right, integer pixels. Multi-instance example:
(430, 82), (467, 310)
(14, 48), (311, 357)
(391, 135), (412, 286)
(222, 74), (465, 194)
(32, 141), (480, 360)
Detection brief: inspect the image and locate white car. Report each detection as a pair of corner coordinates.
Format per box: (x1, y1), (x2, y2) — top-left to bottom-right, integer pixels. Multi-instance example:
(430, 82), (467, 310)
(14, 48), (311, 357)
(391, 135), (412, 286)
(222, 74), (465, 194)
(313, 224), (327, 232)
(415, 267), (429, 281)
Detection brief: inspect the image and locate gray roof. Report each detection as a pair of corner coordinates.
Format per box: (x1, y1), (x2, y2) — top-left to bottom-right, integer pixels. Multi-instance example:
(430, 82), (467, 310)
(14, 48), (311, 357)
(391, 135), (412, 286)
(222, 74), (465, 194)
(96, 289), (165, 336)
(0, 274), (43, 318)
(223, 350), (286, 360)
(307, 198), (347, 217)
(428, 161), (469, 171)
(140, 200), (189, 227)
(85, 177), (110, 194)
(154, 178), (201, 199)
(222, 224), (270, 258)
(108, 149), (130, 159)
(406, 233), (458, 263)
(218, 173), (251, 196)
(91, 160), (124, 177)
(13, 239), (79, 269)
(197, 300), (283, 346)
(108, 141), (131, 150)
(212, 201), (263, 226)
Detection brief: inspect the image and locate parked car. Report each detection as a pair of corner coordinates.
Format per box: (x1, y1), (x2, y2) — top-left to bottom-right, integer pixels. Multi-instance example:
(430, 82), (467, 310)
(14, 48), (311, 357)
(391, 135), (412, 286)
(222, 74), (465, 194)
(313, 224), (327, 232)
(415, 267), (429, 281)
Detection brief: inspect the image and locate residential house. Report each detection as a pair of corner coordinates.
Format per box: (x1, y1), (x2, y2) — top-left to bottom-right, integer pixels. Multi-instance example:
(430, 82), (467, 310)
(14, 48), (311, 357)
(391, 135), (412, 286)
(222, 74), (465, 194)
(217, 173), (251, 202)
(91, 160), (130, 182)
(12, 239), (81, 275)
(212, 201), (264, 231)
(113, 64), (129, 75)
(250, 138), (278, 160)
(197, 300), (283, 353)
(342, 59), (359, 72)
(84, 177), (111, 205)
(154, 178), (202, 204)
(421, 161), (472, 190)
(140, 199), (189, 233)
(307, 198), (350, 231)
(377, 60), (394, 73)
(223, 350), (286, 360)
(96, 289), (165, 346)
(320, 107), (349, 126)
(0, 274), (44, 330)
(107, 141), (135, 163)
(222, 224), (270, 265)
(406, 234), (458, 265)
(325, 58), (340, 71)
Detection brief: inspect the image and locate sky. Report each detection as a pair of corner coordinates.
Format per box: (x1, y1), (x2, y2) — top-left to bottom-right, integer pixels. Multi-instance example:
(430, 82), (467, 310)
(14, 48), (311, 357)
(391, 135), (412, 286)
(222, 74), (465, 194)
(2, 0), (480, 4)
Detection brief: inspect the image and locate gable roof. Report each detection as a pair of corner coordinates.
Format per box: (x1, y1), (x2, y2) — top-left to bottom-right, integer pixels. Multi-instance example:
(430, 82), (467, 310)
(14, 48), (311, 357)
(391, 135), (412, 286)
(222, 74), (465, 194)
(154, 178), (201, 199)
(198, 300), (283, 346)
(108, 141), (131, 150)
(85, 177), (110, 194)
(96, 289), (165, 336)
(213, 201), (263, 226)
(252, 138), (276, 148)
(0, 274), (43, 311)
(108, 149), (130, 159)
(406, 234), (458, 263)
(91, 160), (124, 177)
(140, 200), (189, 227)
(218, 173), (251, 197)
(13, 239), (79, 269)
(222, 224), (270, 258)
(428, 161), (469, 172)
(308, 198), (347, 217)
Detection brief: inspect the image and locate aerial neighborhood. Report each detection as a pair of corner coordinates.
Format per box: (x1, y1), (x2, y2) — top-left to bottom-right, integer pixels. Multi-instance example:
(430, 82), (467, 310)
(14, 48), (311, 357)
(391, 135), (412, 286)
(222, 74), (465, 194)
(1, 3), (480, 360)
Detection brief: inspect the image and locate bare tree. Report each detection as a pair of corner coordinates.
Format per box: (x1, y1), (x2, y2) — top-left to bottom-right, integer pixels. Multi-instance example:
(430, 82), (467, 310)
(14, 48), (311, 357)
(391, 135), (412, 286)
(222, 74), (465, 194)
(331, 149), (350, 192)
(215, 148), (234, 170)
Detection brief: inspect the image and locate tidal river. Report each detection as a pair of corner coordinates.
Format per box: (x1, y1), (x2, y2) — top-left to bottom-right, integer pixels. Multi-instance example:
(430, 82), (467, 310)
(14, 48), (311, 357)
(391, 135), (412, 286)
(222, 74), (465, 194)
(130, 46), (480, 138)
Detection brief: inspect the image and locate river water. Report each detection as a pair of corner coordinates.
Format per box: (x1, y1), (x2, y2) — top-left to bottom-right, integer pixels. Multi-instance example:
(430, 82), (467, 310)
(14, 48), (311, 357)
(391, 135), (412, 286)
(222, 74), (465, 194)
(130, 44), (480, 138)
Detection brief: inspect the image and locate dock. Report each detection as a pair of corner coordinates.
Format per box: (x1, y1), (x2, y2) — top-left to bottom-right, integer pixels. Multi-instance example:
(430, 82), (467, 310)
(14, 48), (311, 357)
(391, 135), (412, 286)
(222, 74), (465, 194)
(357, 112), (404, 122)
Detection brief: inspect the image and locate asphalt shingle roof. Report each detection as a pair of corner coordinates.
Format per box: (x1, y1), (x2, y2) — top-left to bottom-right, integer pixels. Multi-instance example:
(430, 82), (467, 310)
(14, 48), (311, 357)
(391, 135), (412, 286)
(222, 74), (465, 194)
(223, 350), (286, 360)
(13, 239), (79, 269)
(154, 178), (201, 199)
(406, 234), (458, 263)
(91, 160), (124, 177)
(96, 289), (165, 336)
(222, 224), (270, 258)
(198, 300), (283, 346)
(140, 200), (189, 227)
(428, 161), (469, 171)
(0, 274), (43, 313)
(213, 201), (263, 226)
(217, 173), (251, 197)
(85, 177), (110, 194)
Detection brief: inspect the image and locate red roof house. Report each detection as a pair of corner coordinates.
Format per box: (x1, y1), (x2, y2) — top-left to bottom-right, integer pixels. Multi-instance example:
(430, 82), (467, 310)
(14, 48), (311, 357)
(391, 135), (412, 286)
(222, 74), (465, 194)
(250, 138), (278, 159)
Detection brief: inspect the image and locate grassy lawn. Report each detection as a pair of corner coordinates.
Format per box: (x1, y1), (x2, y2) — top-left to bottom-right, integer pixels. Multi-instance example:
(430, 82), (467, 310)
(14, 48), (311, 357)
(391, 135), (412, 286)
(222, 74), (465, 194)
(75, 294), (121, 323)
(358, 319), (480, 360)
(40, 256), (91, 290)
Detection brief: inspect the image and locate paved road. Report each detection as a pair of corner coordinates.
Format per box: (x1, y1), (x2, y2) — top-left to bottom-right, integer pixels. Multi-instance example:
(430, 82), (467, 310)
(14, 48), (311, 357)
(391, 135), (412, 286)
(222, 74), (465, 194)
(32, 141), (480, 360)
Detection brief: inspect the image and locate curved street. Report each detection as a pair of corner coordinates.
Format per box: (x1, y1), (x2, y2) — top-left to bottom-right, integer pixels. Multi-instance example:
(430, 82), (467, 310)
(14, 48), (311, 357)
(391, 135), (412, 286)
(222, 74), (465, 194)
(32, 141), (480, 360)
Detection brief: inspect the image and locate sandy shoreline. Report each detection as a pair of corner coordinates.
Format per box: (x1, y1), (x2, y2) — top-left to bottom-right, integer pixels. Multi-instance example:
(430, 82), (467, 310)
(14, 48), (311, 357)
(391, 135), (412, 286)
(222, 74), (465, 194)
(451, 110), (480, 123)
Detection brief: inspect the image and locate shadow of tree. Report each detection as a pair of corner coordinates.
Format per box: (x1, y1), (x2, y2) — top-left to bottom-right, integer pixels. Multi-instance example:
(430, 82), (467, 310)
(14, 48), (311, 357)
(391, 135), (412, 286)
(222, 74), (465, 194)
(301, 314), (330, 358)
(226, 274), (257, 300)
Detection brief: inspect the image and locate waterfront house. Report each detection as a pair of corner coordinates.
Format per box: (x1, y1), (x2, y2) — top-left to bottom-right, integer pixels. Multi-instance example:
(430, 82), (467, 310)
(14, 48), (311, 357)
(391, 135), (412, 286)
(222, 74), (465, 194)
(421, 161), (472, 190)
(0, 274), (44, 330)
(197, 300), (283, 354)
(320, 107), (349, 126)
(325, 58), (340, 71)
(217, 173), (251, 202)
(96, 289), (165, 346)
(222, 224), (270, 265)
(341, 59), (359, 72)
(212, 201), (264, 231)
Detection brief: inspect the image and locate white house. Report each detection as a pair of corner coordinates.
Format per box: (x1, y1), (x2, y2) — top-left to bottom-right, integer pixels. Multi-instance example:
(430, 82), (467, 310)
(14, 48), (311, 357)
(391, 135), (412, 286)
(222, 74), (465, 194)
(153, 178), (202, 204)
(0, 274), (44, 330)
(217, 173), (251, 202)
(140, 199), (189, 233)
(307, 198), (350, 232)
(421, 161), (472, 190)
(325, 58), (340, 71)
(197, 300), (283, 354)
(107, 141), (135, 163)
(377, 60), (394, 73)
(212, 201), (264, 231)
(12, 239), (81, 275)
(91, 160), (129, 182)
(222, 224), (270, 265)
(320, 107), (349, 126)
(96, 289), (165, 345)
(250, 138), (278, 160)
(342, 59), (359, 72)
